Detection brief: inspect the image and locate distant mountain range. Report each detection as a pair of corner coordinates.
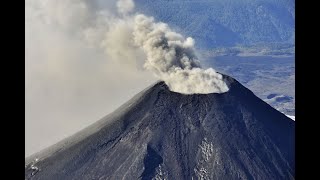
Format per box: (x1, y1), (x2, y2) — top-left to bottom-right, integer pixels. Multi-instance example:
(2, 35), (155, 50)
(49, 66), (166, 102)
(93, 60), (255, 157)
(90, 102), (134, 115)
(25, 74), (295, 179)
(135, 0), (295, 49)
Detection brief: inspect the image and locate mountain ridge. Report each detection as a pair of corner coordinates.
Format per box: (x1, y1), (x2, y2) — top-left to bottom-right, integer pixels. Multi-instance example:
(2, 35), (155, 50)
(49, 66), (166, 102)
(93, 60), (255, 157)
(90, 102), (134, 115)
(135, 0), (295, 48)
(25, 74), (295, 179)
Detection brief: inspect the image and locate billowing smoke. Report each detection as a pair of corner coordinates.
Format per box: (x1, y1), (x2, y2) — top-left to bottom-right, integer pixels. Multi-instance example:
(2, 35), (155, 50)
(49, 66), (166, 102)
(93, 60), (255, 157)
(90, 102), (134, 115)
(26, 0), (228, 156)
(117, 0), (135, 15)
(133, 14), (229, 94)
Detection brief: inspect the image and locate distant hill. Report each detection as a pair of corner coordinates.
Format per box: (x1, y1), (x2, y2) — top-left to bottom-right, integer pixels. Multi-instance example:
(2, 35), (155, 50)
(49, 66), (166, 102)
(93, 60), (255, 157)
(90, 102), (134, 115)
(135, 0), (295, 49)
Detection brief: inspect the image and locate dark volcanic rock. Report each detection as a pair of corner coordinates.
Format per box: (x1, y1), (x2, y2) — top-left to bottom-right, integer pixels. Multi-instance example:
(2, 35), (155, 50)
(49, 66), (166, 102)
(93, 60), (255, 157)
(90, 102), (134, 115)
(267, 93), (278, 99)
(25, 74), (295, 180)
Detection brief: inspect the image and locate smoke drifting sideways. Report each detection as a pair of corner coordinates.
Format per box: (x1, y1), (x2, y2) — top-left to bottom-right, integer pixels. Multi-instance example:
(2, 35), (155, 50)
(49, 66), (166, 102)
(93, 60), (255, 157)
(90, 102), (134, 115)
(25, 0), (228, 156)
(25, 0), (154, 157)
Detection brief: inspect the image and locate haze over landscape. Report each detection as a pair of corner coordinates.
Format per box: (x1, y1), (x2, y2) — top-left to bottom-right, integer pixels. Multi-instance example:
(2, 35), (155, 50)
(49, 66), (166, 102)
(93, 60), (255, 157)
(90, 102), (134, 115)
(25, 0), (294, 164)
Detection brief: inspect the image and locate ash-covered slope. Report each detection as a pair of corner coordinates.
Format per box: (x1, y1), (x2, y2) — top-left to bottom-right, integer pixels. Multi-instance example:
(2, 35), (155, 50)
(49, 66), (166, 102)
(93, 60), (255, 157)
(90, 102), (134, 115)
(25, 74), (295, 180)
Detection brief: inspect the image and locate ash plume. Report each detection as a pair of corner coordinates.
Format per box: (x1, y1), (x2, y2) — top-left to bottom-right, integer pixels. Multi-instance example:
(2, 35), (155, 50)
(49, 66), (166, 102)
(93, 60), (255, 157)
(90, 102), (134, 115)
(117, 0), (135, 15)
(133, 14), (229, 94)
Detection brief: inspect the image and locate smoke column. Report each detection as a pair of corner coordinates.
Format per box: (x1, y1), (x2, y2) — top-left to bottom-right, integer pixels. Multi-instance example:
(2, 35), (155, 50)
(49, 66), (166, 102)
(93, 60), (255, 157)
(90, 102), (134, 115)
(133, 14), (229, 94)
(91, 0), (229, 94)
(117, 0), (135, 15)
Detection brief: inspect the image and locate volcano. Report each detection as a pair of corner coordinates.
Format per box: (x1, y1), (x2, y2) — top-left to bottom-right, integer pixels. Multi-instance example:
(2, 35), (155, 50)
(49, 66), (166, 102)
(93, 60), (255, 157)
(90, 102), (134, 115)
(25, 74), (295, 180)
